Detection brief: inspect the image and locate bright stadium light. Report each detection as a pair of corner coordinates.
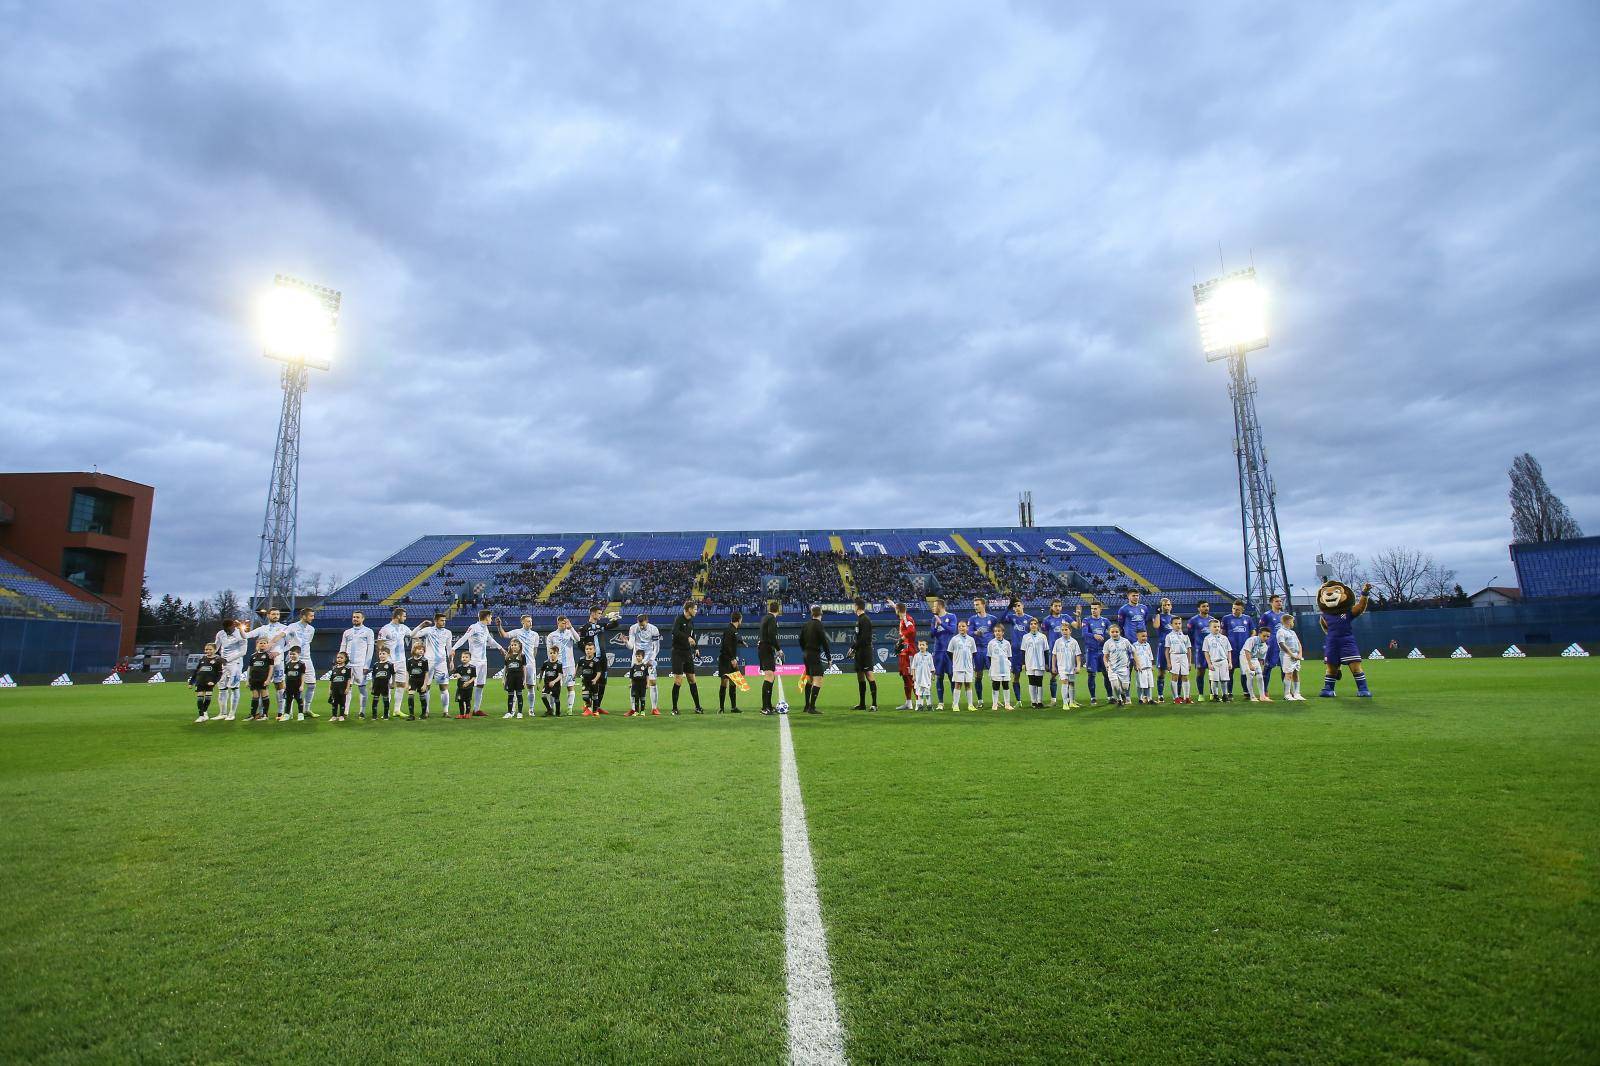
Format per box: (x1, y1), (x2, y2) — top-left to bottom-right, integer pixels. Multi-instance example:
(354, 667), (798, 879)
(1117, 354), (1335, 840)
(258, 274), (341, 370)
(1193, 267), (1267, 362)
(1191, 262), (1290, 615)
(252, 273), (340, 617)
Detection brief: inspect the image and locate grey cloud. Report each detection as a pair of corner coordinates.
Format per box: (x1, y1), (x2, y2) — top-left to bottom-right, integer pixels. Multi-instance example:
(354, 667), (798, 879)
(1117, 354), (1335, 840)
(1, 0), (1595, 602)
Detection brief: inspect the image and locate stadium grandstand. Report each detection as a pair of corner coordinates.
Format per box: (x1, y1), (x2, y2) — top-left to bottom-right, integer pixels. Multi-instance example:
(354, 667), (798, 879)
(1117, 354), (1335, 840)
(313, 527), (1231, 640)
(0, 553), (120, 676)
(1511, 536), (1600, 599)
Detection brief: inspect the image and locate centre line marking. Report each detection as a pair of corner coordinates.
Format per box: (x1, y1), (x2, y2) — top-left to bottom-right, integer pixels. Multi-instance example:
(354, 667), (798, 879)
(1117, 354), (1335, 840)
(779, 711), (847, 1065)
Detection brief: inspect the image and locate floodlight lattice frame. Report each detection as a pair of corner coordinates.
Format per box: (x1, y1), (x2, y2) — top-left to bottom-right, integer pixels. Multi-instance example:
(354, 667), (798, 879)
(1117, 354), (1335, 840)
(1193, 267), (1292, 612)
(252, 275), (338, 615)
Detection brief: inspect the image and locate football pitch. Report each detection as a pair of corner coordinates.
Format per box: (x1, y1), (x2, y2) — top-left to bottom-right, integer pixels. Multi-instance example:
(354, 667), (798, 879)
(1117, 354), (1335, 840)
(3, 659), (1596, 1063)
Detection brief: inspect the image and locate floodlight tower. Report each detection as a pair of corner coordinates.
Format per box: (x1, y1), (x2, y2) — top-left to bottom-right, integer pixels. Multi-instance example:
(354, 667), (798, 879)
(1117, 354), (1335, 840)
(1192, 267), (1291, 611)
(252, 274), (341, 615)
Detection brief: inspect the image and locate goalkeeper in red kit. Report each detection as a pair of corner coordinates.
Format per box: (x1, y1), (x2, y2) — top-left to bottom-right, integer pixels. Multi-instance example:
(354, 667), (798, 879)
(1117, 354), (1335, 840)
(893, 601), (918, 710)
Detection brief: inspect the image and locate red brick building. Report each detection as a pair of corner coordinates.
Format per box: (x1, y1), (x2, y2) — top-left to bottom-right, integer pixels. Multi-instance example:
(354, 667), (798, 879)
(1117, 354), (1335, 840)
(0, 472), (155, 659)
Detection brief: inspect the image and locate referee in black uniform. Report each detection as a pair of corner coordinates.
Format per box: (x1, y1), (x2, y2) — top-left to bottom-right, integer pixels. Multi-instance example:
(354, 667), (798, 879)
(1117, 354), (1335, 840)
(718, 611), (744, 712)
(670, 600), (703, 714)
(798, 604), (830, 714)
(758, 599), (781, 714)
(850, 596), (877, 711)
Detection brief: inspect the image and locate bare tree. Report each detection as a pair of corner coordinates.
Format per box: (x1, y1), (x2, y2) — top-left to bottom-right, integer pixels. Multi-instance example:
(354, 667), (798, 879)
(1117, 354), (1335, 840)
(1420, 563), (1459, 604)
(210, 589), (243, 626)
(1509, 453), (1583, 543)
(1323, 551), (1366, 588)
(1368, 547), (1433, 604)
(295, 571), (322, 597)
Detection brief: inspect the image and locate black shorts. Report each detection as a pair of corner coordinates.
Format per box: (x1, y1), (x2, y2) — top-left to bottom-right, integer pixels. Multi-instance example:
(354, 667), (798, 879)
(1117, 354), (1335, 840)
(803, 654), (824, 676)
(247, 671), (270, 690)
(853, 647), (873, 672)
(194, 682), (216, 694)
(671, 651), (695, 675)
(758, 647), (777, 671)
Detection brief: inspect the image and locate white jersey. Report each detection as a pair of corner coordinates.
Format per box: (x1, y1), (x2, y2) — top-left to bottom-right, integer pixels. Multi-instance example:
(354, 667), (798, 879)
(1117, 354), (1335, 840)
(1164, 631), (1191, 672)
(1203, 633), (1232, 670)
(283, 620), (316, 662)
(215, 628), (248, 665)
(243, 621), (288, 660)
(949, 633), (976, 675)
(1103, 636), (1133, 677)
(1021, 631), (1050, 673)
(627, 622), (661, 661)
(911, 650), (934, 691)
(505, 627), (543, 661)
(417, 625), (452, 665)
(452, 621), (503, 664)
(1241, 634), (1267, 673)
(986, 638), (1013, 680)
(377, 621), (413, 665)
(1052, 636), (1080, 677)
(1276, 627), (1303, 669)
(547, 627), (578, 668)
(340, 625), (376, 668)
(1131, 641), (1156, 672)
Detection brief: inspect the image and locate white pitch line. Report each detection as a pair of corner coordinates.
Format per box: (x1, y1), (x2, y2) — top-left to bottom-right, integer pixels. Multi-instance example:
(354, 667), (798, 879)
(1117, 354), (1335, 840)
(779, 711), (848, 1066)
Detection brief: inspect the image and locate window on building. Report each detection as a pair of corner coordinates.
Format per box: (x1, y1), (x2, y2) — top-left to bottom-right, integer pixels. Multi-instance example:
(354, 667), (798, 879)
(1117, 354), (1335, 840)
(68, 490), (117, 535)
(62, 548), (108, 593)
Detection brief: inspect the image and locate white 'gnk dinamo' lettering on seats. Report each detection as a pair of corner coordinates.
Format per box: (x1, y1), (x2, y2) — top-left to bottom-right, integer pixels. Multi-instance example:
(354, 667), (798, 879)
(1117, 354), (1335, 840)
(590, 539), (623, 560)
(527, 546), (566, 561)
(917, 540), (956, 554)
(728, 538), (762, 556)
(1042, 538), (1078, 552)
(850, 542), (887, 556)
(976, 538), (1024, 554)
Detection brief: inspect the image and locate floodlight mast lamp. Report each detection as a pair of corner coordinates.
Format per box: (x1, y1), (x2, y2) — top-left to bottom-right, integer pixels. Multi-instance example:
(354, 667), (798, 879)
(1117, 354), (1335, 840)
(1192, 267), (1292, 613)
(252, 275), (340, 617)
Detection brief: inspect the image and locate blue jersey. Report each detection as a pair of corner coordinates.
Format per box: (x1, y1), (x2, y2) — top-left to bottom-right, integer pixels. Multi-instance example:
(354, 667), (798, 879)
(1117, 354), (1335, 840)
(1148, 611), (1174, 663)
(1187, 613), (1214, 655)
(1322, 611), (1355, 641)
(1116, 602), (1151, 642)
(1080, 615), (1112, 659)
(928, 612), (957, 655)
(968, 613), (996, 661)
(1223, 613), (1255, 651)
(1041, 612), (1071, 643)
(1258, 609), (1284, 659)
(1001, 610), (1035, 663)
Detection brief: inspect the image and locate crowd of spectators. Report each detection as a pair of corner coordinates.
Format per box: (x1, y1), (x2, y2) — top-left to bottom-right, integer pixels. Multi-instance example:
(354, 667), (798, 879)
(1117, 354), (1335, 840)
(698, 551), (848, 611)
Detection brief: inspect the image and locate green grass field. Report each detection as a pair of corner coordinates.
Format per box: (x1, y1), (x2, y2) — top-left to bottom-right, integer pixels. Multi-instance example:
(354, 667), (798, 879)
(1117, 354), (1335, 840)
(2, 659), (1597, 1063)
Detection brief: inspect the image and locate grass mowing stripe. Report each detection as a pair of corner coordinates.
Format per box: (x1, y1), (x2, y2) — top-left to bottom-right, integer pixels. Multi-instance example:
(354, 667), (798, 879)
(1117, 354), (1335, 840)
(0, 683), (789, 1063)
(779, 711), (848, 1066)
(786, 659), (1600, 1062)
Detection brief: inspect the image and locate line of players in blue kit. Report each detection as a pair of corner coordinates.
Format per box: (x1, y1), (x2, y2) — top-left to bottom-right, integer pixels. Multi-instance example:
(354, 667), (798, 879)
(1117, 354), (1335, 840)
(897, 588), (1331, 710)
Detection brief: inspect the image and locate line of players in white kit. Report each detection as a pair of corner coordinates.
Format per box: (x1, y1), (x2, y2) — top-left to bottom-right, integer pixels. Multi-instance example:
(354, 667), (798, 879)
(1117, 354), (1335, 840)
(184, 604), (668, 722)
(900, 594), (1308, 710)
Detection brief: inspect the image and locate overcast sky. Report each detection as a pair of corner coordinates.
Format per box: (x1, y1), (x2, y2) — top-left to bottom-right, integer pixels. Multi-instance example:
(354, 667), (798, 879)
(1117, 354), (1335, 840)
(3, 1), (1595, 603)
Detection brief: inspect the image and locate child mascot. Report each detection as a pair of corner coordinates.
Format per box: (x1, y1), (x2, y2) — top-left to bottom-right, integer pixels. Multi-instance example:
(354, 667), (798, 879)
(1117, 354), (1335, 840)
(1317, 579), (1374, 698)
